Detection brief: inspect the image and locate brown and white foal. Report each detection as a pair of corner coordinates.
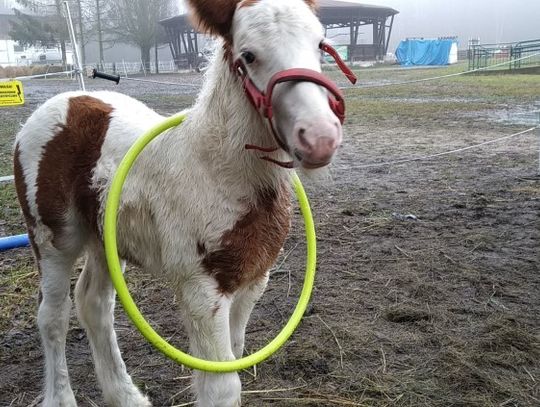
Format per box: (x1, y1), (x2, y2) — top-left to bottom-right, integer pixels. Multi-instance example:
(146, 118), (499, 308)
(13, 0), (353, 405)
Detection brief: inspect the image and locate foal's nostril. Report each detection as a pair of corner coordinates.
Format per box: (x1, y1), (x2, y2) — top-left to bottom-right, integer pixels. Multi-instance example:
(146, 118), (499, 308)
(297, 128), (311, 150)
(294, 150), (304, 161)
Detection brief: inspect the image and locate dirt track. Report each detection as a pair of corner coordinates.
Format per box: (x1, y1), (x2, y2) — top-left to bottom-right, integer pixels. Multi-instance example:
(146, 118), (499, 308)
(0, 69), (539, 406)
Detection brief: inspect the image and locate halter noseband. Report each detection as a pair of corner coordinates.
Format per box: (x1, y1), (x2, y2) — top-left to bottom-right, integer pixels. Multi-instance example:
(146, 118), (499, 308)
(233, 42), (357, 164)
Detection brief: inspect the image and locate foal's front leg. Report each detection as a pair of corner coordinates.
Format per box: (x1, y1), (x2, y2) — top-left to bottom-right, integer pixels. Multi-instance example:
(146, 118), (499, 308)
(230, 274), (269, 359)
(180, 277), (241, 407)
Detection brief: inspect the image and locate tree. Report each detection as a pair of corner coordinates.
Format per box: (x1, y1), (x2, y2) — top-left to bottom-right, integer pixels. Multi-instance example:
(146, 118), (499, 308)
(107, 0), (175, 70)
(9, 10), (57, 47)
(10, 0), (69, 65)
(75, 0), (85, 64)
(79, 0), (114, 66)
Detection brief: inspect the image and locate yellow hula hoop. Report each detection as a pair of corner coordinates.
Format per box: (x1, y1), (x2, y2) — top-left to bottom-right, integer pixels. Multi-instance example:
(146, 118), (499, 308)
(103, 113), (317, 373)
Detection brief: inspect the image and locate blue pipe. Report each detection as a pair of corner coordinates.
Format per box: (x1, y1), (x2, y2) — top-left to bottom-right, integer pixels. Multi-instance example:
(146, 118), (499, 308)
(0, 234), (30, 251)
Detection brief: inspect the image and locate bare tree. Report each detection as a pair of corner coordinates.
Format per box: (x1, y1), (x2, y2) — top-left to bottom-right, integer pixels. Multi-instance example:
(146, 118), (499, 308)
(80, 0), (114, 66)
(106, 0), (175, 70)
(75, 0), (85, 64)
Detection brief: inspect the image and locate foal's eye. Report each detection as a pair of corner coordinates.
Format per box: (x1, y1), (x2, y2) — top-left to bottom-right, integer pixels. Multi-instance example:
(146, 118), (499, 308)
(241, 51), (256, 64)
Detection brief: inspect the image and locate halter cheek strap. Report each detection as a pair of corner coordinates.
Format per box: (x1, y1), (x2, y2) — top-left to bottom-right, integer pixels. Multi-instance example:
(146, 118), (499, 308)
(234, 42), (357, 160)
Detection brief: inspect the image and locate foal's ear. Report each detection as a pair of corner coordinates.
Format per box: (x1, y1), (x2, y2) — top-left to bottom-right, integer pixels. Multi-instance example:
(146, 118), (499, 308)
(304, 0), (319, 10)
(187, 0), (319, 37)
(187, 0), (241, 37)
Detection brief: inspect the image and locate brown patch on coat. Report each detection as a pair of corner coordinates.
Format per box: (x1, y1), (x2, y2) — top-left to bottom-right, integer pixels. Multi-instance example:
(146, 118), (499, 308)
(13, 144), (41, 262)
(304, 0), (318, 11)
(223, 41), (234, 64)
(239, 0), (259, 8)
(35, 96), (113, 246)
(202, 185), (291, 294)
(211, 301), (221, 317)
(197, 240), (207, 256)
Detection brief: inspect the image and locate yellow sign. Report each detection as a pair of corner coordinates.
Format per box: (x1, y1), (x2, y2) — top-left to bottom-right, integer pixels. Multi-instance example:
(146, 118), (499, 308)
(0, 80), (25, 106)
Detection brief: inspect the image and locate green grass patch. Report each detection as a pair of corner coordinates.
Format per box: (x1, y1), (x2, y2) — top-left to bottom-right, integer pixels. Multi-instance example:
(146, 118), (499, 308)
(0, 258), (38, 332)
(0, 114), (19, 175)
(345, 98), (492, 123)
(1, 184), (25, 235)
(337, 66), (540, 103)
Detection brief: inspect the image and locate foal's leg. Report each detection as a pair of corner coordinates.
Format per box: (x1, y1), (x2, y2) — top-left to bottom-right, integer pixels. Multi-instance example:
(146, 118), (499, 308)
(229, 274), (269, 359)
(180, 276), (241, 407)
(75, 242), (150, 407)
(38, 249), (78, 407)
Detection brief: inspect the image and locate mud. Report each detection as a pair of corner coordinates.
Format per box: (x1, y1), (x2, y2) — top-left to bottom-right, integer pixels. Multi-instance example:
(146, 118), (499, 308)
(0, 73), (539, 406)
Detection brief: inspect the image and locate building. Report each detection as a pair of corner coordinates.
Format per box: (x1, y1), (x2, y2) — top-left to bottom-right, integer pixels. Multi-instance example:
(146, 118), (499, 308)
(160, 1), (398, 68)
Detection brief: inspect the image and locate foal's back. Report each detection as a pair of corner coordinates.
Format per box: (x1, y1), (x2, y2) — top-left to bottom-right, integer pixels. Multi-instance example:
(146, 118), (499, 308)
(14, 91), (163, 254)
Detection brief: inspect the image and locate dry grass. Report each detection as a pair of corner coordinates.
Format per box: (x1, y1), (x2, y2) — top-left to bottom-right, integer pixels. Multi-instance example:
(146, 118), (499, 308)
(0, 65), (68, 79)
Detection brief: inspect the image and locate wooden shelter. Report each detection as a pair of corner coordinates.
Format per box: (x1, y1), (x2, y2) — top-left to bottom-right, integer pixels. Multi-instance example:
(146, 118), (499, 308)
(159, 1), (398, 68)
(319, 1), (398, 61)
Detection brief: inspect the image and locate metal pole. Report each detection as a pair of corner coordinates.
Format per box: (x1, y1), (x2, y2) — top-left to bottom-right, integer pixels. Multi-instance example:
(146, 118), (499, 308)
(122, 59), (129, 77)
(537, 112), (540, 175)
(63, 1), (85, 91)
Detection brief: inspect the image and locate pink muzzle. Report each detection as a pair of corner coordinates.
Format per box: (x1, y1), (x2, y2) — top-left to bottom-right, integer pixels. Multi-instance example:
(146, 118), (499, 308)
(234, 42), (357, 167)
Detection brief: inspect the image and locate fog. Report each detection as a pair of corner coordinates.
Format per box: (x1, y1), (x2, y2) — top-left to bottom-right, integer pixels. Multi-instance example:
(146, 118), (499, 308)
(177, 0), (540, 50)
(339, 0), (540, 49)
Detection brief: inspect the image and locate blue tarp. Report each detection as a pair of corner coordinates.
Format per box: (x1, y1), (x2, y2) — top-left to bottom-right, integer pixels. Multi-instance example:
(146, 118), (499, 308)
(396, 39), (455, 66)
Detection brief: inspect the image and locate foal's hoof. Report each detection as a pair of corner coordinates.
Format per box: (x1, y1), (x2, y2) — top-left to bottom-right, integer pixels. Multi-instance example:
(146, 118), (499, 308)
(105, 389), (151, 407)
(42, 390), (77, 407)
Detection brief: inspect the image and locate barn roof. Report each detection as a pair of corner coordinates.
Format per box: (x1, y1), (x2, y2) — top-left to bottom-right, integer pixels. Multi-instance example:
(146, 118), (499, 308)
(160, 1), (398, 29)
(318, 1), (398, 23)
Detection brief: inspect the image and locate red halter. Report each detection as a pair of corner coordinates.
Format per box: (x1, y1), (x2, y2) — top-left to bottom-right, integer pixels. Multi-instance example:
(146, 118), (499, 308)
(234, 42), (357, 165)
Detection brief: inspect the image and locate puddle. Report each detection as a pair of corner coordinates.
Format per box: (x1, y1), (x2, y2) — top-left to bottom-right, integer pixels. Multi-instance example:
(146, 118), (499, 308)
(484, 104), (540, 125)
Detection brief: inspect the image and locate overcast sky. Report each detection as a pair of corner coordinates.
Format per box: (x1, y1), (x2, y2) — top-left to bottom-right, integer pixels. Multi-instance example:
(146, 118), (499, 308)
(340, 0), (540, 49)
(177, 0), (540, 50)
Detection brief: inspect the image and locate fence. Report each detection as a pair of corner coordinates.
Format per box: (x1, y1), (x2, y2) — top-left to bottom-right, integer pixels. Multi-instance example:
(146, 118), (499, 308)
(87, 60), (183, 76)
(469, 38), (540, 71)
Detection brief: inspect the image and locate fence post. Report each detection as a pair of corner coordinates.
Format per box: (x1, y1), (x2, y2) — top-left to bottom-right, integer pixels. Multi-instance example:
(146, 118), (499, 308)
(141, 60), (147, 76)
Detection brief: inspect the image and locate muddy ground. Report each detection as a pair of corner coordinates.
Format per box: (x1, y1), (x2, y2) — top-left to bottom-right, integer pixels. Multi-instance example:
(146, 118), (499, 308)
(0, 66), (539, 406)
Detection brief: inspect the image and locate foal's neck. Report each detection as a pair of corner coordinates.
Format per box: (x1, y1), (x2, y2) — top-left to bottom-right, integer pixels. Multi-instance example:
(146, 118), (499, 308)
(185, 44), (290, 197)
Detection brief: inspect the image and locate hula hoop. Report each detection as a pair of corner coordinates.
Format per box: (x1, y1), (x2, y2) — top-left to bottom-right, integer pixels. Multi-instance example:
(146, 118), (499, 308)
(103, 113), (317, 373)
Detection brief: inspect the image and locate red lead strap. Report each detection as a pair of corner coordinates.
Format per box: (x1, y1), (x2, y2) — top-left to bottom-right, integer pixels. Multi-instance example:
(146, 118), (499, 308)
(320, 42), (357, 85)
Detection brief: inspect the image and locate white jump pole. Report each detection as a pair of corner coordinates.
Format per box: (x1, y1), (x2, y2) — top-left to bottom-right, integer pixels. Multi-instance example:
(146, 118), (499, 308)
(63, 1), (85, 91)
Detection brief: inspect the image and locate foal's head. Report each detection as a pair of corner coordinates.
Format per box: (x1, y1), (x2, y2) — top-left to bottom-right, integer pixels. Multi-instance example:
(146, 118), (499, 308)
(189, 0), (354, 170)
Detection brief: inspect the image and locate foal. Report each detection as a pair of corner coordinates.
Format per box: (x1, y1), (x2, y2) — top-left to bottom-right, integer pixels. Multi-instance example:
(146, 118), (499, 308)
(14, 0), (354, 405)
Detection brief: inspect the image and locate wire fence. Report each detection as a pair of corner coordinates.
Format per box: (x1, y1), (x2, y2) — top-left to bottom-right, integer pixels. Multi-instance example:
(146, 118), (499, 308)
(2, 126), (538, 184)
(469, 39), (540, 71)
(1, 51), (539, 182)
(350, 52), (540, 89)
(350, 127), (538, 170)
(89, 60), (181, 76)
(1, 69), (76, 81)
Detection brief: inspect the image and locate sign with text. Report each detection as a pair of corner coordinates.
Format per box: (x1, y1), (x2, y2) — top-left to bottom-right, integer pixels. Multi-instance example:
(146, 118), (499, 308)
(0, 80), (25, 107)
